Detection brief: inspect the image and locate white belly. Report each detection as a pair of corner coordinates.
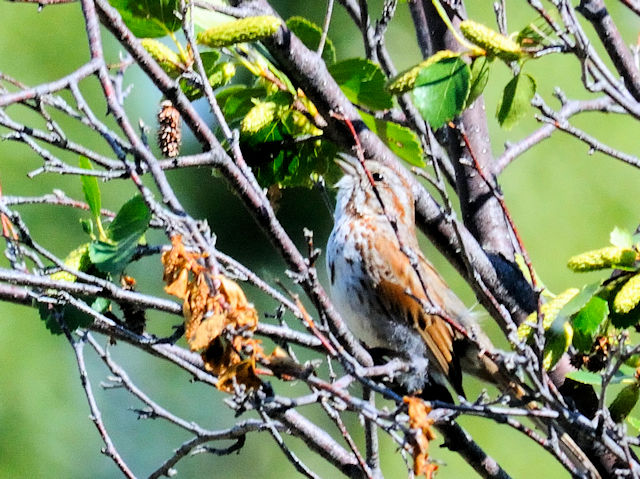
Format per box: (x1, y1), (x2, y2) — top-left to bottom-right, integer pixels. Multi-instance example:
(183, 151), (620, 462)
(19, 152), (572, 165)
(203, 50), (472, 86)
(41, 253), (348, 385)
(326, 220), (428, 356)
(326, 219), (442, 392)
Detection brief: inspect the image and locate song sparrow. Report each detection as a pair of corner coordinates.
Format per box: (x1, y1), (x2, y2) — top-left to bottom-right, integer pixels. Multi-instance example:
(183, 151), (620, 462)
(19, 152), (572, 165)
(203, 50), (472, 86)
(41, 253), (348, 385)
(326, 156), (500, 396)
(325, 157), (600, 475)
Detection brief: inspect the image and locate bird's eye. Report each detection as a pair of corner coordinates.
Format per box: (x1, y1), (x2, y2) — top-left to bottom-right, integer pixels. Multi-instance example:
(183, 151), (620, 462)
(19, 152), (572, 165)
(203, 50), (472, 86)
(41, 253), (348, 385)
(372, 172), (383, 182)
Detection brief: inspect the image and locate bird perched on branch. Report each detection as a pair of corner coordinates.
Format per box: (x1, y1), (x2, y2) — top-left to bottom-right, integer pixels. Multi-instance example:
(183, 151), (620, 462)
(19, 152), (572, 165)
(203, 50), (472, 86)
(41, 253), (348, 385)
(325, 156), (600, 478)
(326, 156), (510, 397)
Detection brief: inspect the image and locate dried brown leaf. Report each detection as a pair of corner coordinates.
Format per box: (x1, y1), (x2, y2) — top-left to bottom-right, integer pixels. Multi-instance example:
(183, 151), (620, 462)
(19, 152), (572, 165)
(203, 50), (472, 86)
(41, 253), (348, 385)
(189, 313), (227, 350)
(404, 397), (437, 477)
(217, 358), (262, 393)
(202, 339), (261, 392)
(165, 268), (190, 299)
(202, 338), (242, 376)
(162, 235), (263, 392)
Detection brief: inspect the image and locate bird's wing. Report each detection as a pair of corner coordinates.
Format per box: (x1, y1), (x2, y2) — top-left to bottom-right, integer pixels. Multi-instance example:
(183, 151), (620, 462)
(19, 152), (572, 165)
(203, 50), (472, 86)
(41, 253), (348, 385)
(370, 232), (464, 393)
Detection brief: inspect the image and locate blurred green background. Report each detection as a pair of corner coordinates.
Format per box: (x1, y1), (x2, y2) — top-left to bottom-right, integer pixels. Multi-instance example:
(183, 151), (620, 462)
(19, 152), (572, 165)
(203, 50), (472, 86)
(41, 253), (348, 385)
(1, 1), (639, 477)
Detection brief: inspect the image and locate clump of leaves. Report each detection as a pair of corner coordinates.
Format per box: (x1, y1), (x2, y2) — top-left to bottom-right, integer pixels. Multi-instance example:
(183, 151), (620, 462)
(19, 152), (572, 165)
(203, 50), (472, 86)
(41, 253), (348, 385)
(161, 236), (299, 391)
(79, 157), (151, 276)
(212, 15), (426, 187)
(518, 226), (640, 426)
(41, 158), (151, 334)
(118, 1), (426, 187)
(110, 0), (181, 38)
(385, 3), (563, 131)
(161, 235), (264, 392)
(521, 228), (640, 369)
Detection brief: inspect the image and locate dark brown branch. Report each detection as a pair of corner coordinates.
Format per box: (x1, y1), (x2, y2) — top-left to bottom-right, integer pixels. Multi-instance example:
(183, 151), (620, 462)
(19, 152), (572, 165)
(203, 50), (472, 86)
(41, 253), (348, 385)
(421, 1), (519, 260)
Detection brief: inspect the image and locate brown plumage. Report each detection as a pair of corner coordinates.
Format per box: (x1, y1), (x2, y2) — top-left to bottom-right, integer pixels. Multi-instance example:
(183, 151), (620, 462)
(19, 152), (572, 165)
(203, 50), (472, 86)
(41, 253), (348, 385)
(326, 156), (493, 396)
(325, 157), (600, 476)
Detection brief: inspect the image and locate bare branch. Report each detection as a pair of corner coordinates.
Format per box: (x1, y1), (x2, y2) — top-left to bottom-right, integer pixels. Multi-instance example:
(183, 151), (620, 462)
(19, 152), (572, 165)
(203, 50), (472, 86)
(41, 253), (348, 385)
(67, 332), (135, 478)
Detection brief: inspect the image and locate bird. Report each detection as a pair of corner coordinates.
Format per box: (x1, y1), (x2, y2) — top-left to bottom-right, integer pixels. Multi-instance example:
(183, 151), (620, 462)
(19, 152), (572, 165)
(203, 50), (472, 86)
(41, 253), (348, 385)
(325, 156), (601, 477)
(325, 155), (504, 397)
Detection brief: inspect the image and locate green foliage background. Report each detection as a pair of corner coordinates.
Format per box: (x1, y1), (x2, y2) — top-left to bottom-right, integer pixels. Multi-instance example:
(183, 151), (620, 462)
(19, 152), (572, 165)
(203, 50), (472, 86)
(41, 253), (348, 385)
(0, 1), (639, 477)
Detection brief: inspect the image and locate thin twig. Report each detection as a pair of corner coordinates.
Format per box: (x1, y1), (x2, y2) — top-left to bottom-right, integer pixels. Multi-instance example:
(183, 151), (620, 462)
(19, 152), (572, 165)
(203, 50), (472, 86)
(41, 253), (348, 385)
(66, 331), (135, 478)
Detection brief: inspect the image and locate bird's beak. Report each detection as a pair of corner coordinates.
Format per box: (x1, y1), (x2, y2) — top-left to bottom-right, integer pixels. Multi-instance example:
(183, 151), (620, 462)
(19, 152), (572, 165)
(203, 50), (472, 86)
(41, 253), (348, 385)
(334, 154), (359, 177)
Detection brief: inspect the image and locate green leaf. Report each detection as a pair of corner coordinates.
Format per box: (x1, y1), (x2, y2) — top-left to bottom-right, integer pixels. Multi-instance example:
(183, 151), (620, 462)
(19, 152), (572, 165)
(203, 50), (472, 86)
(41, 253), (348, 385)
(572, 296), (608, 352)
(329, 58), (393, 110)
(89, 195), (150, 275)
(465, 57), (490, 108)
(609, 383), (640, 423)
(543, 320), (572, 370)
(516, 17), (555, 48)
(626, 355), (640, 368)
(92, 297), (111, 314)
(542, 283), (600, 369)
(109, 0), (181, 38)
(89, 236), (140, 275)
(286, 16), (336, 65)
(360, 112), (425, 167)
(79, 157), (101, 221)
(217, 86), (268, 127)
(611, 226), (634, 249)
(107, 195), (151, 242)
(566, 370), (602, 385)
(80, 218), (94, 237)
(38, 301), (95, 335)
(496, 73), (536, 129)
(50, 243), (91, 283)
(411, 56), (470, 129)
(200, 51), (222, 74)
(558, 282), (602, 319)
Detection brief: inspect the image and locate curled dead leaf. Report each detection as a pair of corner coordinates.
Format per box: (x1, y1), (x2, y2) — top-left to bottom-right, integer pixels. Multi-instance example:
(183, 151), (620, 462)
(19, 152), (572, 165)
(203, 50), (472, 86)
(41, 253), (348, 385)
(202, 338), (261, 393)
(162, 235), (203, 289)
(165, 268), (190, 299)
(218, 275), (259, 330)
(162, 235), (263, 392)
(202, 338), (240, 374)
(188, 312), (227, 351)
(217, 358), (262, 392)
(404, 397), (437, 477)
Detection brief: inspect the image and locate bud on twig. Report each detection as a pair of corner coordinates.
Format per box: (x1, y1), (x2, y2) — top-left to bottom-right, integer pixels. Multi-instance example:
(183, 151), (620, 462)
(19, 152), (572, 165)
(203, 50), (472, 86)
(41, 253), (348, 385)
(459, 20), (524, 62)
(567, 246), (637, 272)
(197, 16), (282, 49)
